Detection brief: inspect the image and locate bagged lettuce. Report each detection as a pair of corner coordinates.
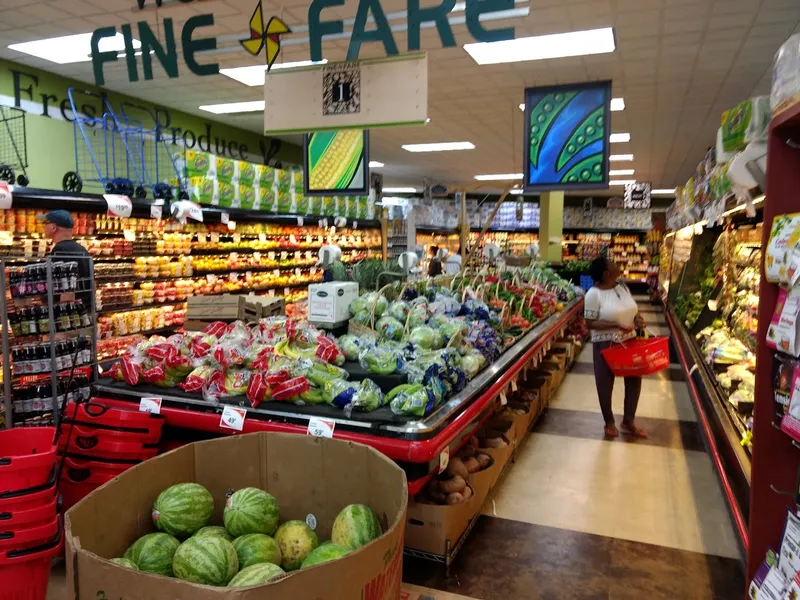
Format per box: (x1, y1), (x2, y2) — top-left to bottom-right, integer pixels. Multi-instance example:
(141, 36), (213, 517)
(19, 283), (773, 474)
(376, 316), (404, 341)
(344, 379), (385, 415)
(389, 384), (435, 417)
(409, 326), (439, 350)
(322, 379), (360, 408)
(359, 345), (400, 375)
(407, 304), (429, 328)
(349, 295), (369, 316)
(362, 292), (388, 317)
(338, 334), (374, 361)
(460, 351), (486, 379)
(388, 300), (409, 323)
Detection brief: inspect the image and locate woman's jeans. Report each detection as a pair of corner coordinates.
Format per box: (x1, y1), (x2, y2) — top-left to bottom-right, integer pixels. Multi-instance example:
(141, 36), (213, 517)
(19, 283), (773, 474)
(592, 340), (643, 425)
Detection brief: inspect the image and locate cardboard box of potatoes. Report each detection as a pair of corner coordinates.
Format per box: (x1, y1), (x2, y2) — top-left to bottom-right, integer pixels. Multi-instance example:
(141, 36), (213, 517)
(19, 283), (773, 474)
(65, 432), (408, 600)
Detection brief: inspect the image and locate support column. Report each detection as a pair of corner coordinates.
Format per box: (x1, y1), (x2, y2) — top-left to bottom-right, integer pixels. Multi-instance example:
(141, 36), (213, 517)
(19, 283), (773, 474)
(539, 191), (564, 264)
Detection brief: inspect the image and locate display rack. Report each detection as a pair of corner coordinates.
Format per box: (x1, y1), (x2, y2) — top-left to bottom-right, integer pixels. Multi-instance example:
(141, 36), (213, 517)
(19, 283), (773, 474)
(0, 256), (97, 428)
(561, 231), (652, 283)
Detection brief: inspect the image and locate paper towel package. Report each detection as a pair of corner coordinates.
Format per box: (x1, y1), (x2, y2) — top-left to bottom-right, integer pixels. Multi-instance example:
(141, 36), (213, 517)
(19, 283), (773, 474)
(772, 33), (800, 114)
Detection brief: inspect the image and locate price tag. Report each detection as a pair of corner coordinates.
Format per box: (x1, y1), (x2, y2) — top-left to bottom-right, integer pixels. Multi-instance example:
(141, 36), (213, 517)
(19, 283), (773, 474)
(197, 233), (207, 244)
(220, 405), (246, 431)
(0, 181), (12, 209)
(104, 194), (132, 218)
(306, 513), (317, 530)
(245, 271), (253, 278)
(311, 267), (318, 275)
(185, 201), (204, 222)
(284, 287), (290, 296)
(305, 251), (312, 260)
(511, 378), (518, 392)
(353, 221), (358, 229)
(289, 234), (297, 244)
(267, 289), (275, 297)
(297, 217), (304, 227)
(499, 391), (508, 405)
(253, 252), (262, 261)
(123, 229), (136, 242)
(317, 235), (324, 244)
(229, 272), (239, 282)
(273, 269), (280, 276)
(281, 251), (288, 260)
(294, 251), (301, 260)
(227, 220), (236, 231)
(307, 417), (335, 438)
(268, 251), (275, 260)
(233, 233), (241, 244)
(139, 396), (162, 414)
(259, 233), (267, 243)
(229, 252), (238, 261)
(220, 212), (229, 224)
(206, 274), (217, 283)
(150, 204), (162, 220)
(305, 235), (312, 244)
(438, 447), (450, 473)
(295, 267), (301, 276)
(210, 232), (220, 243)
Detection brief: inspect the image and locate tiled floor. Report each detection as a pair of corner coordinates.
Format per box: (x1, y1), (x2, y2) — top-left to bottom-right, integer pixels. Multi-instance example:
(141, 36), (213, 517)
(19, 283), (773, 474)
(404, 297), (746, 599)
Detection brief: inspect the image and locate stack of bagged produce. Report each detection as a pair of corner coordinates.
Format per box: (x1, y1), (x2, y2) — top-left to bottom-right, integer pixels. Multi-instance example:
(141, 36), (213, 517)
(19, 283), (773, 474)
(113, 482), (383, 587)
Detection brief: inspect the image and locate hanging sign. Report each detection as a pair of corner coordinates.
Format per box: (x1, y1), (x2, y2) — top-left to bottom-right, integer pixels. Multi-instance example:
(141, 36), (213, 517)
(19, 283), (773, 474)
(104, 194), (133, 218)
(624, 182), (652, 209)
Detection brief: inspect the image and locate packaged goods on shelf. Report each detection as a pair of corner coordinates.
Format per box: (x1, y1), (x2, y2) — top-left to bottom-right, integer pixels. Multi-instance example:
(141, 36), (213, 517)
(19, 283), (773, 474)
(772, 33), (800, 114)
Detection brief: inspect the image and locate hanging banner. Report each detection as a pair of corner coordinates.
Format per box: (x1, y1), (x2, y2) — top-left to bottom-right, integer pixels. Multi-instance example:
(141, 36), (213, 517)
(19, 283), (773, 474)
(624, 182), (651, 209)
(304, 130), (369, 196)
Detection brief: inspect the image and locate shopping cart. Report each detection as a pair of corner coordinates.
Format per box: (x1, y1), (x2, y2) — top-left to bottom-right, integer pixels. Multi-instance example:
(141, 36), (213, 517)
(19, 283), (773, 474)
(0, 106), (29, 186)
(119, 101), (188, 200)
(61, 89), (148, 198)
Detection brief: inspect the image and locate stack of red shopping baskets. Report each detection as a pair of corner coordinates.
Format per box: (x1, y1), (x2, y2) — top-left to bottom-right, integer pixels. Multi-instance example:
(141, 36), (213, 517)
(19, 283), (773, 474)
(58, 401), (164, 511)
(0, 427), (62, 600)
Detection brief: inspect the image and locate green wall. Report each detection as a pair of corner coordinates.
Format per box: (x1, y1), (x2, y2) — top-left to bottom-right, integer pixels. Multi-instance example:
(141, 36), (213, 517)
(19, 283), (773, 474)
(0, 59), (302, 192)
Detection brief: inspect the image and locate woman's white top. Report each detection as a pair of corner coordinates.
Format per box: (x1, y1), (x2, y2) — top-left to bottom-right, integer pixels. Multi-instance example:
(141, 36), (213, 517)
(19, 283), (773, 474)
(443, 254), (462, 275)
(584, 282), (639, 342)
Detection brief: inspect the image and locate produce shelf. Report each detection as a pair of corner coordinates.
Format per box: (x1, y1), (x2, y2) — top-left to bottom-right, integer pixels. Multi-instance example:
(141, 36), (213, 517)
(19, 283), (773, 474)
(92, 299), (583, 495)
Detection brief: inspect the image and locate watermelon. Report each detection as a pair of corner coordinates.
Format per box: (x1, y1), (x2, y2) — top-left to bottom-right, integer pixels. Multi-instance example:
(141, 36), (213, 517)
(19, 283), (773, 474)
(123, 532), (180, 577)
(110, 557), (138, 570)
(232, 533), (282, 569)
(274, 520), (319, 571)
(193, 526), (234, 542)
(224, 488), (280, 537)
(173, 536), (239, 587)
(227, 562), (285, 588)
(331, 504), (382, 550)
(300, 544), (350, 569)
(152, 483), (214, 538)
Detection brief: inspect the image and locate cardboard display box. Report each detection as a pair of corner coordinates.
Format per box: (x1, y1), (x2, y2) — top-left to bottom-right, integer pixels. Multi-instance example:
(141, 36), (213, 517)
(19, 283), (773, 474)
(479, 435), (513, 487)
(186, 294), (285, 322)
(65, 433), (407, 600)
(552, 342), (574, 366)
(405, 483), (480, 556)
(402, 584), (479, 600)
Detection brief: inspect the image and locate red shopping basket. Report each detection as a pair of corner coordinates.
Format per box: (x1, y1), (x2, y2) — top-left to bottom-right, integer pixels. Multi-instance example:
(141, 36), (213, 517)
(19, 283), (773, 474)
(601, 336), (670, 377)
(0, 428), (57, 495)
(0, 517), (62, 600)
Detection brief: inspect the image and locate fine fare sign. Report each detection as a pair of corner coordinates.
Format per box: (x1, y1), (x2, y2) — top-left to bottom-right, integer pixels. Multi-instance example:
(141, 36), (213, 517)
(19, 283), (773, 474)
(92, 0), (516, 85)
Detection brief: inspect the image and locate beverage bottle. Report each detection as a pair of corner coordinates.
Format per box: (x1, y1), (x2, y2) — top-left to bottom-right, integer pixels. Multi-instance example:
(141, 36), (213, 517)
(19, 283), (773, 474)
(37, 306), (50, 334)
(68, 262), (78, 290)
(26, 307), (37, 335)
(77, 300), (92, 327)
(34, 264), (47, 295)
(69, 302), (82, 330)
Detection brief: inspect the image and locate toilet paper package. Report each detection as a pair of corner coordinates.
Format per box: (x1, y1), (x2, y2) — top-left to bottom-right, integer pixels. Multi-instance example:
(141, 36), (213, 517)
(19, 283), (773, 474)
(715, 128), (736, 164)
(772, 33), (800, 114)
(720, 97), (771, 153)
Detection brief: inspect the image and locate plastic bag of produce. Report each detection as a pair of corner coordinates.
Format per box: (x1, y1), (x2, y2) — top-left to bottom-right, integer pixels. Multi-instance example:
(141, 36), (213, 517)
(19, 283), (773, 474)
(376, 316), (404, 340)
(389, 384), (435, 417)
(221, 368), (252, 397)
(337, 334), (375, 361)
(203, 321), (229, 338)
(245, 343), (275, 370)
(388, 300), (409, 323)
(359, 345), (401, 375)
(362, 292), (388, 317)
(316, 335), (345, 365)
(322, 378), (360, 408)
(110, 356), (142, 386)
(408, 325), (440, 350)
(305, 359), (348, 387)
(211, 342), (246, 368)
(271, 376), (311, 401)
(344, 379), (386, 415)
(141, 364), (179, 388)
(407, 303), (429, 328)
(460, 351), (486, 379)
(179, 365), (217, 393)
(351, 310), (372, 327)
(246, 372), (271, 408)
(349, 295), (369, 316)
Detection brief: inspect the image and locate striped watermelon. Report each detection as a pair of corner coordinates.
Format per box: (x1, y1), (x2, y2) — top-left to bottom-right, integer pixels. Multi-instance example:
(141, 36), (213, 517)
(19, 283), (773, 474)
(227, 562), (285, 588)
(123, 532), (180, 577)
(223, 488), (280, 537)
(331, 504), (382, 550)
(152, 483), (214, 538)
(232, 533), (282, 569)
(110, 558), (138, 570)
(193, 526), (234, 542)
(274, 521), (319, 571)
(172, 536), (239, 587)
(300, 543), (350, 569)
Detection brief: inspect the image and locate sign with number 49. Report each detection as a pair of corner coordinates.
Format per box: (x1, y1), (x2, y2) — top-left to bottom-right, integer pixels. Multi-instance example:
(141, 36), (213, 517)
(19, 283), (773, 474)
(220, 406), (246, 431)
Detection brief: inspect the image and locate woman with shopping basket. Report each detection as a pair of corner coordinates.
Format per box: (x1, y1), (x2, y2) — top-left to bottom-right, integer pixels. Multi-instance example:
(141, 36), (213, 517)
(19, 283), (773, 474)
(584, 256), (649, 439)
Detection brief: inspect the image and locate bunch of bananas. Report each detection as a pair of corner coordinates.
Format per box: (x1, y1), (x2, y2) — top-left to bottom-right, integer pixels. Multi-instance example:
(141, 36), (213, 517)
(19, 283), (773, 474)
(273, 339), (317, 360)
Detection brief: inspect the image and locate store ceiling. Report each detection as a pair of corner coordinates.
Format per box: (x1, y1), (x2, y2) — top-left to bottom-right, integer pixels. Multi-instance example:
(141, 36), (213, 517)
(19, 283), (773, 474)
(1, 0), (799, 194)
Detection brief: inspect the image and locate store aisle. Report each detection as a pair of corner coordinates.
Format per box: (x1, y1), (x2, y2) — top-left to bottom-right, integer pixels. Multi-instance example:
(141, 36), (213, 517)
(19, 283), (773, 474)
(404, 298), (746, 599)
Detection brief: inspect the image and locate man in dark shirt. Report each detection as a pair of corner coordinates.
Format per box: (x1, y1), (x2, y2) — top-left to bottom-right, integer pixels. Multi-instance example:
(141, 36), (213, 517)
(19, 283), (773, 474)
(36, 210), (93, 302)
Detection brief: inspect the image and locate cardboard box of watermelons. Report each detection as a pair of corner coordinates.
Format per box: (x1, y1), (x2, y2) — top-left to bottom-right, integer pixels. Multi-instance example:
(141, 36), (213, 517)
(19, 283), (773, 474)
(65, 432), (407, 600)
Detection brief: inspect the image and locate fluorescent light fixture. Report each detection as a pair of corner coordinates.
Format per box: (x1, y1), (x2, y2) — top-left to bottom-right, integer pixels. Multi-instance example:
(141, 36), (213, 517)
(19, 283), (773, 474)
(609, 169), (635, 176)
(464, 27), (615, 65)
(220, 59), (328, 87)
(610, 97), (625, 111)
(383, 187), (417, 193)
(609, 179), (636, 186)
(610, 133), (630, 143)
(720, 194), (765, 217)
(508, 188), (524, 195)
(199, 100), (265, 115)
(474, 173), (523, 181)
(369, 161), (384, 168)
(651, 188), (676, 195)
(9, 32), (140, 64)
(402, 142), (475, 152)
(610, 154), (634, 162)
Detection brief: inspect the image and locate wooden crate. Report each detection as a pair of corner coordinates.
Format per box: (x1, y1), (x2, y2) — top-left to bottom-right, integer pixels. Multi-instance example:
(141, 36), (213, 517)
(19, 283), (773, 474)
(186, 294), (285, 322)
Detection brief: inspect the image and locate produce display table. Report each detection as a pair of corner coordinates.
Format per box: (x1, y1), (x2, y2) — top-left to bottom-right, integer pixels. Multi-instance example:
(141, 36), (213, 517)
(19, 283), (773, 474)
(92, 299), (583, 495)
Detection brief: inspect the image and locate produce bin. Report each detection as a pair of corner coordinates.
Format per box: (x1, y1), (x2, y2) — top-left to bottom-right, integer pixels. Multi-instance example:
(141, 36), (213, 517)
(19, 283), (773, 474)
(65, 432), (408, 600)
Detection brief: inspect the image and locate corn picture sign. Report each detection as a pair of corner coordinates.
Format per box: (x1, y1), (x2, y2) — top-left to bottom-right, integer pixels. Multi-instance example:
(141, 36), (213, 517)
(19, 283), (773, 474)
(90, 0), (515, 85)
(304, 130), (369, 196)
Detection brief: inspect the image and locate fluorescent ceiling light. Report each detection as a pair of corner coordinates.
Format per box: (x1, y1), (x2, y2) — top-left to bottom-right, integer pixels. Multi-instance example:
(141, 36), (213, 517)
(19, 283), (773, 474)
(609, 169), (634, 176)
(609, 179), (636, 186)
(474, 173), (523, 181)
(464, 27), (615, 65)
(610, 133), (630, 143)
(220, 59), (328, 87)
(610, 97), (625, 111)
(651, 188), (676, 195)
(383, 187), (417, 193)
(369, 161), (384, 168)
(402, 142), (475, 152)
(199, 100), (265, 115)
(519, 103), (525, 111)
(8, 32), (140, 64)
(610, 154), (634, 162)
(508, 188), (524, 195)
